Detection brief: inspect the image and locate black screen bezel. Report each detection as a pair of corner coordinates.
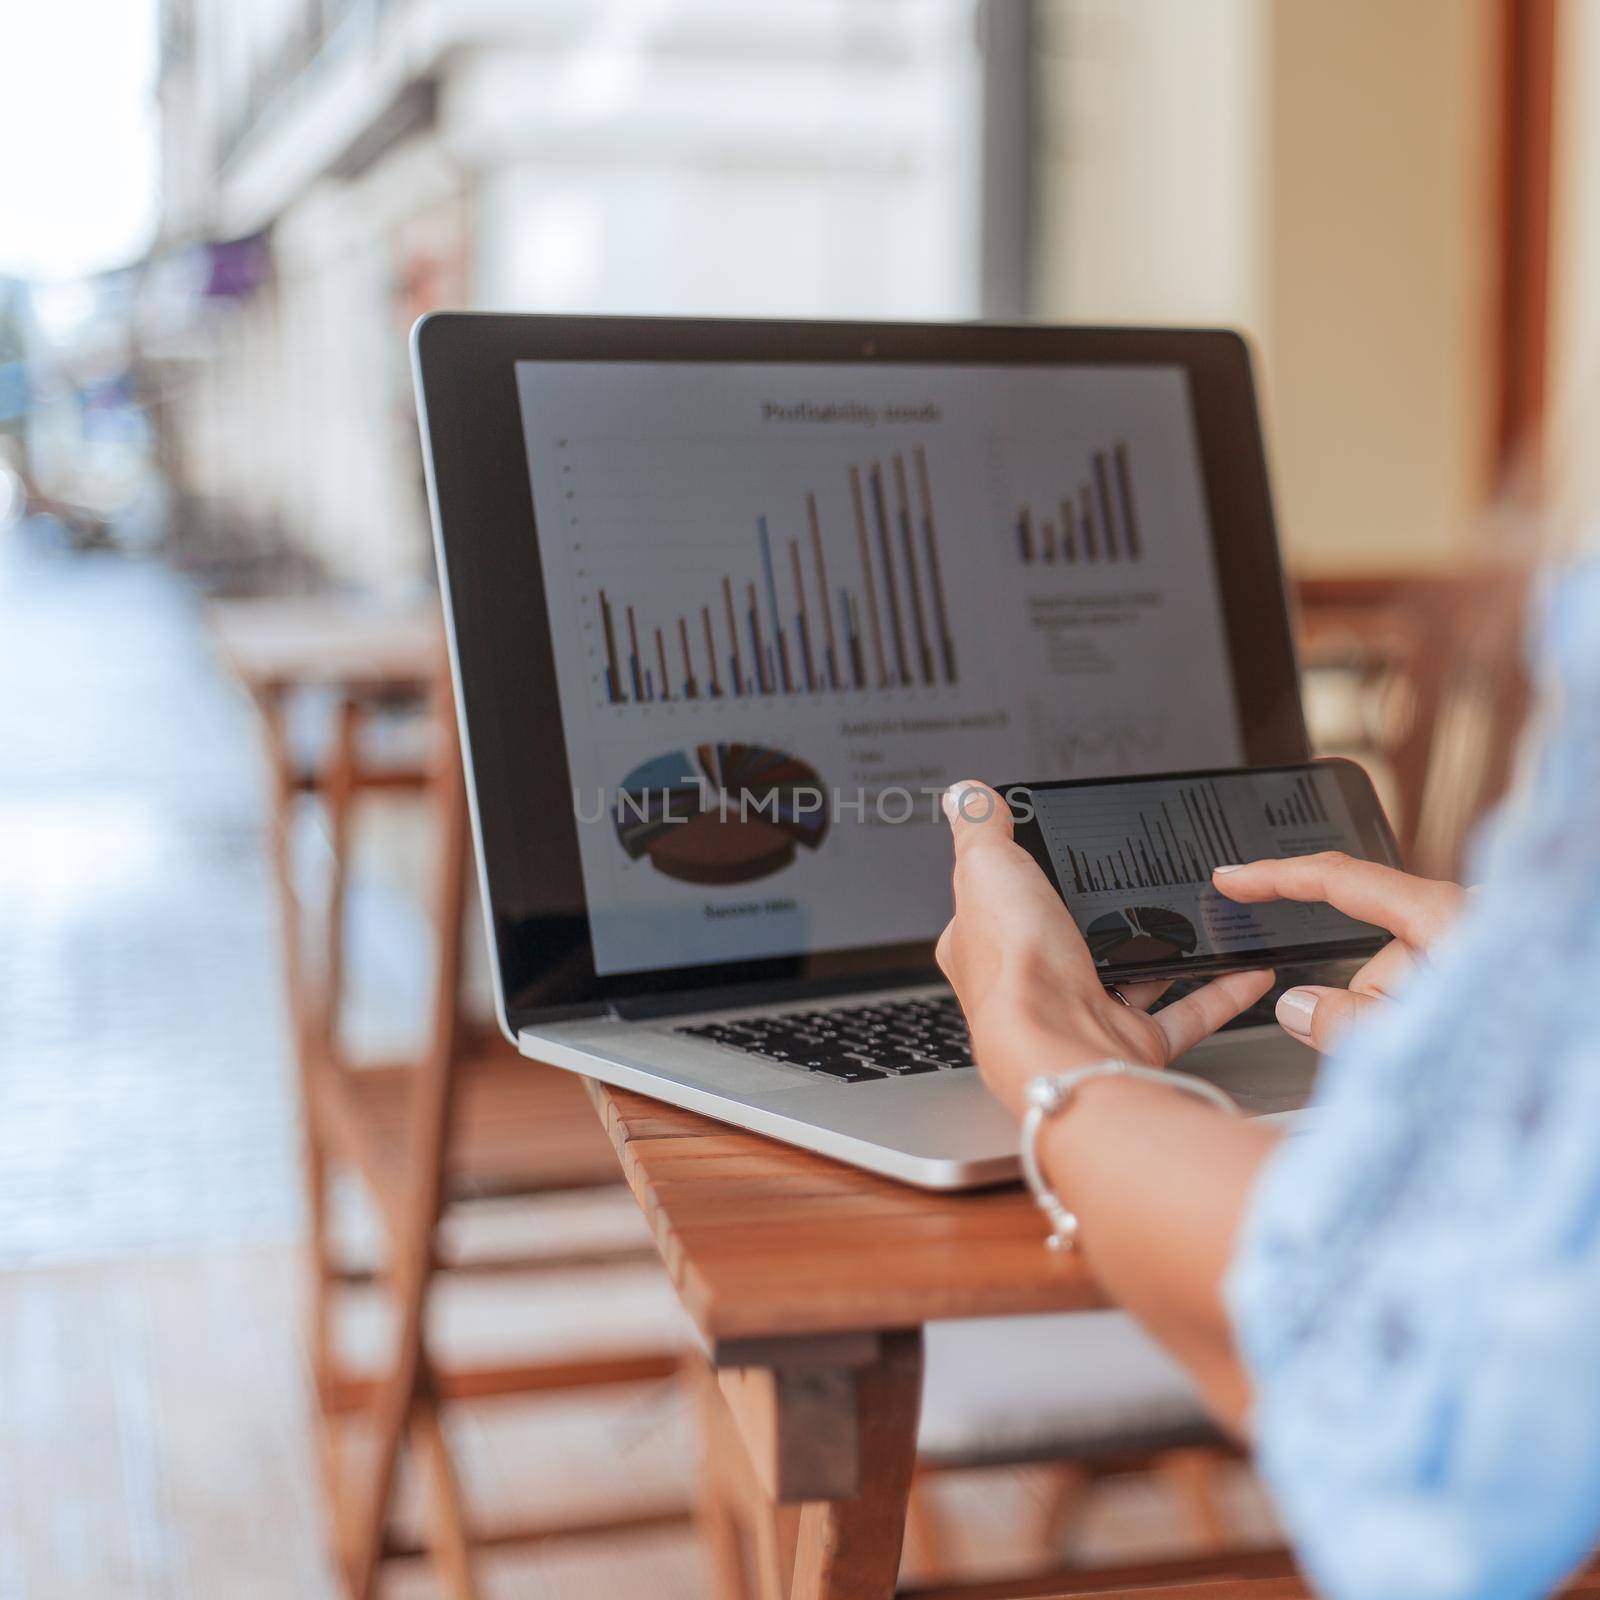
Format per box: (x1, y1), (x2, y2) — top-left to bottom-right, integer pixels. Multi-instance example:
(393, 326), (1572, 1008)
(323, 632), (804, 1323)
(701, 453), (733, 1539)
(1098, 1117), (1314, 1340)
(1004, 758), (1398, 981)
(413, 313), (1309, 1032)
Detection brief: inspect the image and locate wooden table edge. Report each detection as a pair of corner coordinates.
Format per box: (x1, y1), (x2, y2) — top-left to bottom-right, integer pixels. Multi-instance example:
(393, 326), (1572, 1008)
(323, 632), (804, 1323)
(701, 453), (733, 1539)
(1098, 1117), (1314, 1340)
(580, 1075), (1107, 1362)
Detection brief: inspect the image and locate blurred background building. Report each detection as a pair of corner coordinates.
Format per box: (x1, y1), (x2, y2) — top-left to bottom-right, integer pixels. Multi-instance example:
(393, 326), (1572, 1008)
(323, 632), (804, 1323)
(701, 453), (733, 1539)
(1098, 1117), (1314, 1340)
(3, 1), (1598, 1595)
(148, 0), (989, 592)
(121, 0), (1600, 600)
(3, 0), (1593, 593)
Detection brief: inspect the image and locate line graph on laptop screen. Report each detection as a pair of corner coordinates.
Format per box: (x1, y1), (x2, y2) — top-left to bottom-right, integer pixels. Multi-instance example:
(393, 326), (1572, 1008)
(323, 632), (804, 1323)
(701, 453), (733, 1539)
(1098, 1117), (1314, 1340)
(515, 361), (1245, 976)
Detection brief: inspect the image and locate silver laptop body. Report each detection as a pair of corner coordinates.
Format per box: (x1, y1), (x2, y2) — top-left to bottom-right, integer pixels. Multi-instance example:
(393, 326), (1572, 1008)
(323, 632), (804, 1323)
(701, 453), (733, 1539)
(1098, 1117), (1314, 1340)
(414, 314), (1316, 1191)
(514, 992), (1314, 1189)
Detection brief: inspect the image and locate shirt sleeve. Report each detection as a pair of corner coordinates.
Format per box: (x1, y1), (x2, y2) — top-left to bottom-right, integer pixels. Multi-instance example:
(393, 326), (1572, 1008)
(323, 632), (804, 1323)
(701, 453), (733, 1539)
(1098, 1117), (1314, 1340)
(1226, 562), (1600, 1600)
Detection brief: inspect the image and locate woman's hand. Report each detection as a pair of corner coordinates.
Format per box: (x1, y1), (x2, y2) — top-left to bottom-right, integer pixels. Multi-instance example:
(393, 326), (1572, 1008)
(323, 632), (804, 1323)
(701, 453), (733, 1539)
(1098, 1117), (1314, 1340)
(1211, 852), (1466, 1051)
(937, 781), (1274, 1117)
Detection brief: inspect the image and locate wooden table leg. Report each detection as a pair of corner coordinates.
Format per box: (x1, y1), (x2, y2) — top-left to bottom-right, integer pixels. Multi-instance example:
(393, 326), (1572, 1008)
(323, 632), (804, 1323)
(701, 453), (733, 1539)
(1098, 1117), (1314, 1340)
(790, 1329), (923, 1600)
(695, 1360), (756, 1600)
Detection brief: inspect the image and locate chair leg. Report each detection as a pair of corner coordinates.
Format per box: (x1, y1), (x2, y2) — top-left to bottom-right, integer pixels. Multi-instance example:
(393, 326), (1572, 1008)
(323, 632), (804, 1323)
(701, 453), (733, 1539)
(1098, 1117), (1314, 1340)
(349, 729), (472, 1598)
(699, 1493), (749, 1600)
(1034, 1462), (1093, 1559)
(693, 1361), (754, 1600)
(789, 1330), (924, 1600)
(750, 1504), (800, 1600)
(1160, 1448), (1232, 1552)
(302, 1135), (349, 1580)
(345, 1241), (444, 1596)
(304, 1137), (335, 1399)
(344, 1363), (413, 1597)
(412, 1388), (480, 1600)
(903, 1469), (957, 1580)
(691, 1359), (803, 1600)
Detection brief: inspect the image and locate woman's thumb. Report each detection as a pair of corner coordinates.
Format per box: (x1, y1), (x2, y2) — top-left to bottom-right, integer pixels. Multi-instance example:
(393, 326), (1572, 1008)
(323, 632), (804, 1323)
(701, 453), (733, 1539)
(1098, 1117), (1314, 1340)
(1274, 985), (1380, 1052)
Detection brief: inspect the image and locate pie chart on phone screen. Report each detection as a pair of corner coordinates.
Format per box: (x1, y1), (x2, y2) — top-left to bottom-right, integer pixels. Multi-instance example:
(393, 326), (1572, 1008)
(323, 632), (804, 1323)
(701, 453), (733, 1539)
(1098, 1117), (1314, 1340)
(613, 743), (829, 887)
(1086, 905), (1198, 967)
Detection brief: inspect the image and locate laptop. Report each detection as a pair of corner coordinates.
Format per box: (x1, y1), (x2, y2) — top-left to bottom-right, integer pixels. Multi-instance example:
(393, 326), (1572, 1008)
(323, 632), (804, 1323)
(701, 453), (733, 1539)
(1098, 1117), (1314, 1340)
(413, 314), (1319, 1189)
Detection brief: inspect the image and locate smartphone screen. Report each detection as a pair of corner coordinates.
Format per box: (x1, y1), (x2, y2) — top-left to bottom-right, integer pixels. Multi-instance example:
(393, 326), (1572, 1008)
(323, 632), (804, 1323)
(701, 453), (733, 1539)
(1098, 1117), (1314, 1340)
(1004, 760), (1399, 980)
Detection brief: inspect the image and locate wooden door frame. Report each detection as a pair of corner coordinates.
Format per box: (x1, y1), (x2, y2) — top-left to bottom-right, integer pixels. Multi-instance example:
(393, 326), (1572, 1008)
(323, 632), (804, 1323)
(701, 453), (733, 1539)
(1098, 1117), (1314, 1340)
(1491, 0), (1559, 495)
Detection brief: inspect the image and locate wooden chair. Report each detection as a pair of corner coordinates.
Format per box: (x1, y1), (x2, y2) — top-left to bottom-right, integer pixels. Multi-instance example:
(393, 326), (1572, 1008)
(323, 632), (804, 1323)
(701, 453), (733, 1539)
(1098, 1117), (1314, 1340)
(217, 603), (690, 1598)
(1292, 566), (1533, 880)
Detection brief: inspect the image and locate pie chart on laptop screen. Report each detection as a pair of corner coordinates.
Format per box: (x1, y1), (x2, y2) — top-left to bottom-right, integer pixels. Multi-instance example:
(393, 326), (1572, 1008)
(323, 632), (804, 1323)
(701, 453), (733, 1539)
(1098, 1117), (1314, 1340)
(613, 743), (829, 887)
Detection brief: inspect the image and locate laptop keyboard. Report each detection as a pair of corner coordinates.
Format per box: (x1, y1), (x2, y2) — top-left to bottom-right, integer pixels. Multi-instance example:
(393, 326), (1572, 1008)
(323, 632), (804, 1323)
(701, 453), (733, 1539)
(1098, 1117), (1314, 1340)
(677, 963), (1354, 1086)
(677, 994), (974, 1084)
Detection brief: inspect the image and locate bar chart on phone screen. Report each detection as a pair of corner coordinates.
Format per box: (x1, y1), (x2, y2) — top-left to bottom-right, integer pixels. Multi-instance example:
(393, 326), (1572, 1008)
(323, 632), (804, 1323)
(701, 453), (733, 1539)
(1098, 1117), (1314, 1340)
(1029, 767), (1376, 970)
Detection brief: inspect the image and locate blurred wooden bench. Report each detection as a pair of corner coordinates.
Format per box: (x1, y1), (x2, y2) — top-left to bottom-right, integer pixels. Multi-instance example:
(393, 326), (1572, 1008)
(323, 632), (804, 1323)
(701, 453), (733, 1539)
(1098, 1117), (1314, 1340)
(210, 598), (690, 1600)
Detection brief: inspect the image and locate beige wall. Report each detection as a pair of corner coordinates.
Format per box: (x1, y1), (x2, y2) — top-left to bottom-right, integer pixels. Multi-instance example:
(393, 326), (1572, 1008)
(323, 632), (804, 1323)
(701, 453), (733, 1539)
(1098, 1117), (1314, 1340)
(1032, 0), (1268, 332)
(1262, 0), (1495, 571)
(1035, 0), (1498, 573)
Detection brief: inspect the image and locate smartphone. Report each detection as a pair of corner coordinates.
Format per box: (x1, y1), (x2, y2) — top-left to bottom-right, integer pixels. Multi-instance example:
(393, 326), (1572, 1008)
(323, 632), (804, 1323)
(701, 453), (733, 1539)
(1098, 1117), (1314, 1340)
(1000, 758), (1400, 982)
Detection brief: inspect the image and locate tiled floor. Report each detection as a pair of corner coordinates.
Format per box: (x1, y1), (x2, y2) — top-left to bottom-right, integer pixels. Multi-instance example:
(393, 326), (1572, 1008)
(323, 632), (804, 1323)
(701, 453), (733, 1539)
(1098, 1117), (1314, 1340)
(0, 538), (301, 1265)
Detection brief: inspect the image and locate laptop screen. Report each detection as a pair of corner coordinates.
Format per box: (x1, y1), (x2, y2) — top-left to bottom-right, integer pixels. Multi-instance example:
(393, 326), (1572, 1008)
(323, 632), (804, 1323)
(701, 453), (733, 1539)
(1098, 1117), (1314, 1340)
(513, 359), (1245, 979)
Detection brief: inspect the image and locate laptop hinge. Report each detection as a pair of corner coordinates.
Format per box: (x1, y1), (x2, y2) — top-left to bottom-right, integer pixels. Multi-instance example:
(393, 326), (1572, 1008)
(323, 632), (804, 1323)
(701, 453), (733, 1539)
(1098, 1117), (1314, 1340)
(511, 1000), (618, 1030)
(613, 967), (939, 1023)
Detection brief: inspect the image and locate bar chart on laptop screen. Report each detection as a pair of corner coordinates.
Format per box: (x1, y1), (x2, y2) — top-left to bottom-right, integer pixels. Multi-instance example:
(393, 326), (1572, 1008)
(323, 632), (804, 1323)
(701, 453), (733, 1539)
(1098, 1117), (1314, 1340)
(573, 439), (960, 710)
(1009, 437), (1144, 569)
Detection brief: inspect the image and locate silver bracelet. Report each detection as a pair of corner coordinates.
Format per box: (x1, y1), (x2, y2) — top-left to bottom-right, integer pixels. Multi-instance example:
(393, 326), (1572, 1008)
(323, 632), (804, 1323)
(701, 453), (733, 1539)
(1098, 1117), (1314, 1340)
(1020, 1060), (1241, 1251)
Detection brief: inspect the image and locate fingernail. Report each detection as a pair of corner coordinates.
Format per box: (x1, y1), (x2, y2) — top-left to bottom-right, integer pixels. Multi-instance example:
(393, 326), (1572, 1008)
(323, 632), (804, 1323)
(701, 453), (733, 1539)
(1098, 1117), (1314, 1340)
(943, 782), (987, 823)
(1276, 988), (1318, 1037)
(1213, 863), (1246, 874)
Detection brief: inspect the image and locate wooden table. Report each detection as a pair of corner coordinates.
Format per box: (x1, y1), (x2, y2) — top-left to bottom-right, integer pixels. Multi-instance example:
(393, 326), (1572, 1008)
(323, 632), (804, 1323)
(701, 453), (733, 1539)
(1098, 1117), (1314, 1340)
(585, 1081), (1112, 1600)
(587, 1074), (1600, 1600)
(207, 596), (442, 699)
(207, 597), (444, 804)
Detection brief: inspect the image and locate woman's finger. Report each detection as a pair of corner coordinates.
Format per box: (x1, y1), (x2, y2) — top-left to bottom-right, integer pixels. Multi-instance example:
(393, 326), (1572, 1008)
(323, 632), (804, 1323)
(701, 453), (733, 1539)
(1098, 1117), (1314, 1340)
(1273, 984), (1382, 1052)
(1152, 969), (1275, 1061)
(1349, 937), (1418, 1000)
(1212, 852), (1463, 948)
(942, 780), (1014, 857)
